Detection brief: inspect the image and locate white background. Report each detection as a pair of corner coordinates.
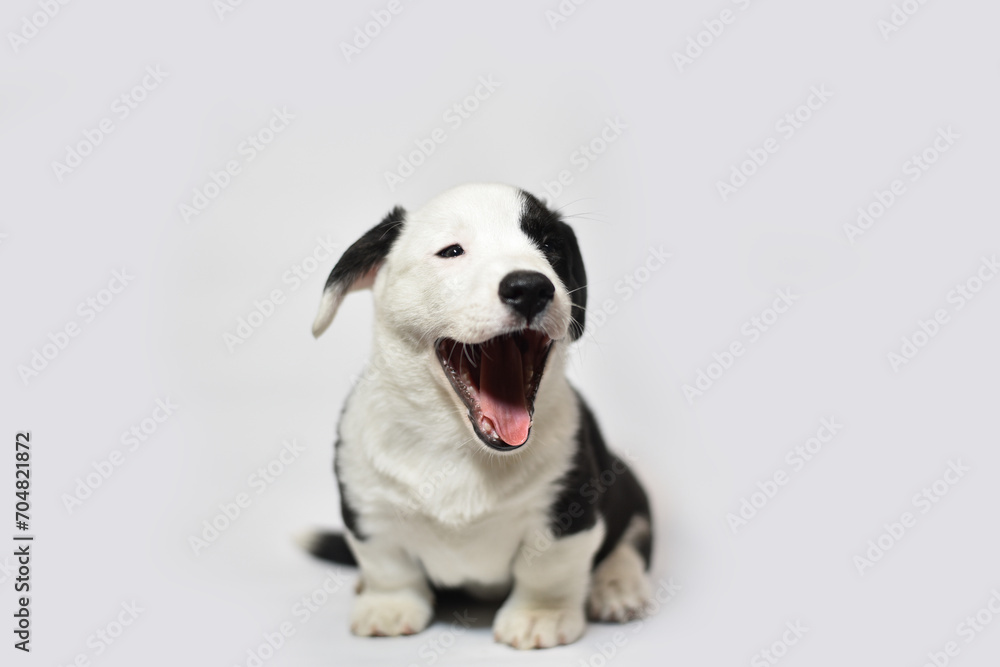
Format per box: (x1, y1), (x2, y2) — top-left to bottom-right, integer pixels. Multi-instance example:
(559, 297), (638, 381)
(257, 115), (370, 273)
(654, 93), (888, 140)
(2, 1), (999, 665)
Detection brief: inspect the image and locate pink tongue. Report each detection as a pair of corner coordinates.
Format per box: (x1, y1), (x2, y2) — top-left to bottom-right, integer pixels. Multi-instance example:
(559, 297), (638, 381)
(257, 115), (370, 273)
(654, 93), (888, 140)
(478, 336), (531, 446)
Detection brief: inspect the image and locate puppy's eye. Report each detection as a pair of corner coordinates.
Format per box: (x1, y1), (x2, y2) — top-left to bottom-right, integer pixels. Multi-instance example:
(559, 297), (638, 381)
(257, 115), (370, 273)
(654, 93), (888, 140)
(437, 244), (464, 258)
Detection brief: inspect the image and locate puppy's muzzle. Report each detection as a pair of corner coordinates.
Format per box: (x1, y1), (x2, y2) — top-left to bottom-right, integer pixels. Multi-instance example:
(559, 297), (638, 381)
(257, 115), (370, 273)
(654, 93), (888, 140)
(499, 271), (555, 324)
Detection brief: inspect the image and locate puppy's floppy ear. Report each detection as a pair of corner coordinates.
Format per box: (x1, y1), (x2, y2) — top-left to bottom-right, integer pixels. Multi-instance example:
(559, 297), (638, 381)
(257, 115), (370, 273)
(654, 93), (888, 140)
(556, 220), (587, 340)
(312, 206), (406, 338)
(518, 189), (589, 341)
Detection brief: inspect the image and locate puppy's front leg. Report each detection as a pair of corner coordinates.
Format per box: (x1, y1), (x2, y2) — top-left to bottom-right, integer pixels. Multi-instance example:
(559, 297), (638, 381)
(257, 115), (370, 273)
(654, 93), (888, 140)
(494, 522), (605, 649)
(345, 534), (433, 636)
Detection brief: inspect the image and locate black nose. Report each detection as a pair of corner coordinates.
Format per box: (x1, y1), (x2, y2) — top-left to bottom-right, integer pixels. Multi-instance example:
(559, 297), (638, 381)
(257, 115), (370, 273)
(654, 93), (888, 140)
(499, 271), (555, 323)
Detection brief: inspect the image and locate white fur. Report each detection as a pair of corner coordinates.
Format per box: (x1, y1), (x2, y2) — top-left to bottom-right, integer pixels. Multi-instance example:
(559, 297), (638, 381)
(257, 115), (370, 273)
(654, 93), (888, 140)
(318, 184), (647, 647)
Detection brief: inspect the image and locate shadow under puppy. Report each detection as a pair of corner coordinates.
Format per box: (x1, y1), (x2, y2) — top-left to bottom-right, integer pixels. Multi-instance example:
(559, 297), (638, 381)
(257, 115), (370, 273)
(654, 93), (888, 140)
(306, 183), (653, 649)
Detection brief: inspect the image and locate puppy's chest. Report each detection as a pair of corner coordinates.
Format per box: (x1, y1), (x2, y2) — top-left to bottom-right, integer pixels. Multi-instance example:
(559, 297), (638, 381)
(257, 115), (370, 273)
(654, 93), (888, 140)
(396, 510), (530, 588)
(354, 461), (558, 587)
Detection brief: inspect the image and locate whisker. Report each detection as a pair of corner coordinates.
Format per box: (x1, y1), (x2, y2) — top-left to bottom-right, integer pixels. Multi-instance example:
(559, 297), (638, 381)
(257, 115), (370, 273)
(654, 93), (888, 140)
(552, 197), (597, 214)
(561, 212), (611, 225)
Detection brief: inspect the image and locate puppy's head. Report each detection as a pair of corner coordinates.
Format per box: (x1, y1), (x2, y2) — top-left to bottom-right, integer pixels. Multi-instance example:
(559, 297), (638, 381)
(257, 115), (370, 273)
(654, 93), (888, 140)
(313, 183), (586, 452)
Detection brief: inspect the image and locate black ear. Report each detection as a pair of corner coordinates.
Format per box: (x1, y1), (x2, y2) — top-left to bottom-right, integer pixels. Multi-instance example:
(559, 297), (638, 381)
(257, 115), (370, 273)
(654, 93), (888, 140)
(518, 190), (588, 340)
(556, 219), (587, 340)
(312, 206), (406, 337)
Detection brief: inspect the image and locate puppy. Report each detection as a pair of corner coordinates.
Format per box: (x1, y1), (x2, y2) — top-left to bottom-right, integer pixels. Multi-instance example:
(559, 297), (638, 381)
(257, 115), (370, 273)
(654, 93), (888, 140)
(307, 183), (653, 649)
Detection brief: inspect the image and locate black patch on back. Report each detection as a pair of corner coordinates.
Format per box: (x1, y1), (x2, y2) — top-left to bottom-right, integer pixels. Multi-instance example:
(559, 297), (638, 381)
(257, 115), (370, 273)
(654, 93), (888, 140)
(547, 391), (652, 569)
(322, 206), (406, 293)
(518, 191), (587, 340)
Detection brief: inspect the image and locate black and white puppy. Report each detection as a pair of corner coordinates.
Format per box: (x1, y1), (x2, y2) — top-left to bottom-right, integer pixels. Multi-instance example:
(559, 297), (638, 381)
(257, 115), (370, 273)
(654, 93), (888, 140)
(308, 183), (653, 649)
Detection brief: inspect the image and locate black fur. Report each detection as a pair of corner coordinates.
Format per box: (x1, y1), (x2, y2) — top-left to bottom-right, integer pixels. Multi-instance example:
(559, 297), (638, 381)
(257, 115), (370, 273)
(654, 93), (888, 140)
(306, 531), (357, 566)
(321, 206), (406, 295)
(518, 191), (587, 340)
(334, 437), (363, 540)
(547, 392), (652, 569)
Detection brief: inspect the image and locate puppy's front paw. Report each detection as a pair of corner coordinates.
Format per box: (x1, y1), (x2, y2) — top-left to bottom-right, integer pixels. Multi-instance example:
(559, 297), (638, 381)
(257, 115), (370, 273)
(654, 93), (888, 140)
(350, 589), (432, 637)
(493, 601), (585, 649)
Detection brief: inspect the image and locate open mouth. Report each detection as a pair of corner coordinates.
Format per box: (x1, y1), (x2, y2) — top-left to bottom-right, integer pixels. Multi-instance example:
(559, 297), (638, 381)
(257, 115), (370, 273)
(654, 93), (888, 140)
(435, 330), (553, 451)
